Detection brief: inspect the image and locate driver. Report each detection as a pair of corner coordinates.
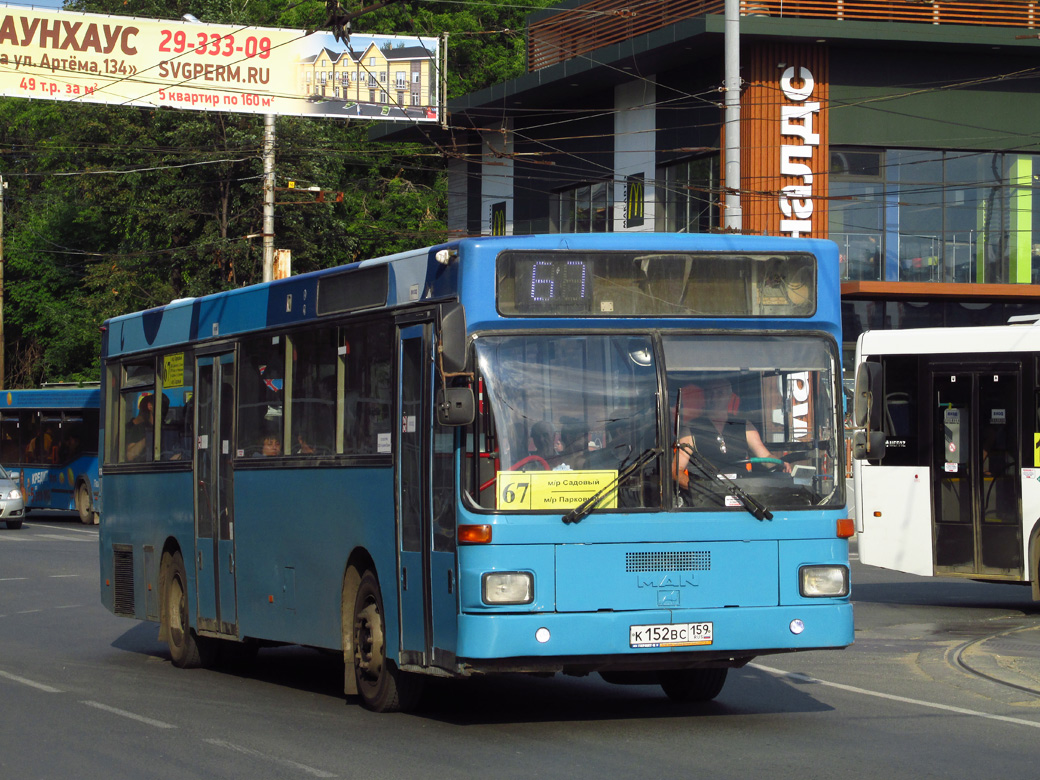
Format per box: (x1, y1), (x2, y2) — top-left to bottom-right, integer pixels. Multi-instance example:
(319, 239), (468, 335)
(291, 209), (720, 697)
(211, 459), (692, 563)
(674, 378), (789, 491)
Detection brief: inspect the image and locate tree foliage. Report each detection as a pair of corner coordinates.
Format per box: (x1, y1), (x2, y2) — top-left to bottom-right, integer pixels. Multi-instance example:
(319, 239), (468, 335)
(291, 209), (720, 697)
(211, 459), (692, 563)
(0, 0), (554, 385)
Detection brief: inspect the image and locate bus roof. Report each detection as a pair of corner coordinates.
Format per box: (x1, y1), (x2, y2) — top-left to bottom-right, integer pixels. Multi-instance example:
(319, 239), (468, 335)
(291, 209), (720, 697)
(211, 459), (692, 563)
(858, 322), (1040, 357)
(103, 233), (841, 359)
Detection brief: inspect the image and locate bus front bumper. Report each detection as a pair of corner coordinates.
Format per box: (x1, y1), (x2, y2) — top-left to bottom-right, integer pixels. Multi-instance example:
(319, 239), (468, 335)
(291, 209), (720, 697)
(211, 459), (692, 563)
(454, 602), (853, 675)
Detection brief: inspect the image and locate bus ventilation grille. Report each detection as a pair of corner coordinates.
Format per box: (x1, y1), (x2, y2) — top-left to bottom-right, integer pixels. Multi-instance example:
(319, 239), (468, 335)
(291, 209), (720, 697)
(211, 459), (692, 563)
(112, 545), (135, 616)
(625, 551), (710, 573)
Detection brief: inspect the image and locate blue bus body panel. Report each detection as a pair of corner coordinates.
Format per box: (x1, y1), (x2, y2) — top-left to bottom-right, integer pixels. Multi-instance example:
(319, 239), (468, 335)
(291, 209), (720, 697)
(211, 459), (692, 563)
(232, 467), (398, 649)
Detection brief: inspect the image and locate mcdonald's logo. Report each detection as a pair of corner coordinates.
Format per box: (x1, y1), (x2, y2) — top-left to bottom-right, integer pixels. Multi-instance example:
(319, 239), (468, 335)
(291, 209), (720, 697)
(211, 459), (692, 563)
(490, 201), (507, 236)
(626, 174), (644, 228)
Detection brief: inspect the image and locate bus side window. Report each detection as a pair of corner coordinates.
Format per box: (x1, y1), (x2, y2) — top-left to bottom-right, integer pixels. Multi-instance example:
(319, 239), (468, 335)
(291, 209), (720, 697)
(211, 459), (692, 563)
(341, 320), (392, 455)
(0, 414), (18, 464)
(159, 353), (194, 462)
(880, 355), (917, 466)
(238, 336), (286, 456)
(291, 328), (337, 455)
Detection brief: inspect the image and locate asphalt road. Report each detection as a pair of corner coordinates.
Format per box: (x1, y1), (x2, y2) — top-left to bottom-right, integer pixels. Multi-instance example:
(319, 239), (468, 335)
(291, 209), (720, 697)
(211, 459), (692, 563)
(3, 520), (1040, 779)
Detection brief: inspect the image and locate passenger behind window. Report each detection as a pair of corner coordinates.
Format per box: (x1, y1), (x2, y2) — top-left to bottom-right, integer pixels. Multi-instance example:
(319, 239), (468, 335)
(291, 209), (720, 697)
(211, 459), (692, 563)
(125, 394), (154, 462)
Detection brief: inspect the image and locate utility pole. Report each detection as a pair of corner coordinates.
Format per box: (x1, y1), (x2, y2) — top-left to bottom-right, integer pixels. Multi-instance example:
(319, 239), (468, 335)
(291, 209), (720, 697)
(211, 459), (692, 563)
(723, 0), (742, 232)
(262, 114), (276, 283)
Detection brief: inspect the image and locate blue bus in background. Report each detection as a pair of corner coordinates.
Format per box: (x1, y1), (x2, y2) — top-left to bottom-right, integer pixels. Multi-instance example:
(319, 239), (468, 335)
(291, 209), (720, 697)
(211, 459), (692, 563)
(98, 234), (853, 712)
(0, 386), (101, 524)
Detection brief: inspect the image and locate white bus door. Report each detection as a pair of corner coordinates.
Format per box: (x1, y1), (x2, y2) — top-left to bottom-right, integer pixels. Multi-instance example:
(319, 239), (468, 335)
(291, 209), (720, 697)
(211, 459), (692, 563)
(397, 321), (458, 672)
(931, 368), (1023, 579)
(195, 351), (239, 634)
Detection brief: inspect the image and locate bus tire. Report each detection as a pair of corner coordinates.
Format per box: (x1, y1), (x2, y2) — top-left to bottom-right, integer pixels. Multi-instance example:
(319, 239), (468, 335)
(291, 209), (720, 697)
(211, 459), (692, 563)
(161, 551), (211, 669)
(75, 482), (94, 525)
(352, 569), (423, 712)
(658, 667), (728, 702)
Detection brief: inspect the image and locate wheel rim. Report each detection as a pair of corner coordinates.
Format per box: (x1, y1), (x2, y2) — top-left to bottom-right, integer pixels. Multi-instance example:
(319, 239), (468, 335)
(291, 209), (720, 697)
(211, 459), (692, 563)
(169, 573), (188, 650)
(354, 600), (385, 694)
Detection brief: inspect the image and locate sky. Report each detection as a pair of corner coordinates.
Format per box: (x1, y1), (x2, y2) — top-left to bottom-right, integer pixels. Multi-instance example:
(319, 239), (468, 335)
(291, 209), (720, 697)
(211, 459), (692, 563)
(4, 1), (67, 9)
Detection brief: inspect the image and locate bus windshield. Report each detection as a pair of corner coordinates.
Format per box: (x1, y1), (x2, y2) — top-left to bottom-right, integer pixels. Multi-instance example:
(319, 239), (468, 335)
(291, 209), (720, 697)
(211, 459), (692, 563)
(468, 332), (842, 512)
(666, 334), (842, 511)
(471, 334), (660, 511)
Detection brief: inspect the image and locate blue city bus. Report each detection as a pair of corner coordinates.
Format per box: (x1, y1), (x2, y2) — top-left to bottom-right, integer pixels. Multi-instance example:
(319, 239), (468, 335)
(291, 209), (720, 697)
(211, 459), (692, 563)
(98, 233), (853, 711)
(0, 387), (101, 524)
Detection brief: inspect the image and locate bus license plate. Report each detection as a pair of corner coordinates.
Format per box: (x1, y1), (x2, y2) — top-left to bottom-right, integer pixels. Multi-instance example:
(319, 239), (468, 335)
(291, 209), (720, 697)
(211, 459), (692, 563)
(630, 622), (713, 648)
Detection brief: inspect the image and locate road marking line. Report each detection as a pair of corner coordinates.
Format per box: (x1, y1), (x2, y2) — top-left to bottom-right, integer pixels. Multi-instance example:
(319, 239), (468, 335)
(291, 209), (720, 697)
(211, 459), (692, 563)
(0, 577), (27, 581)
(752, 663), (1040, 729)
(38, 535), (94, 543)
(81, 701), (177, 729)
(49, 574), (80, 578)
(204, 739), (336, 778)
(0, 669), (63, 693)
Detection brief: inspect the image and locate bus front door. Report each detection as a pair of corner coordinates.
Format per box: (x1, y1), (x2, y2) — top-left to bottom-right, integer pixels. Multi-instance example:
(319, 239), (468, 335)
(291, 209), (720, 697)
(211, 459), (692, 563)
(397, 321), (458, 673)
(195, 351), (238, 635)
(931, 368), (1023, 579)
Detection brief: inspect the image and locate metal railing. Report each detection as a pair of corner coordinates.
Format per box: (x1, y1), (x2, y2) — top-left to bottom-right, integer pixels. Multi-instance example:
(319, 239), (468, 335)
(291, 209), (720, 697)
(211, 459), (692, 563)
(528, 0), (1039, 71)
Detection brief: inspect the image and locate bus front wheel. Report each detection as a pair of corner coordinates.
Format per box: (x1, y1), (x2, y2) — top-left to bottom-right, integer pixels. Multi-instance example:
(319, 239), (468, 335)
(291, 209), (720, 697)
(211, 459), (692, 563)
(75, 482), (95, 525)
(659, 668), (728, 702)
(352, 569), (423, 712)
(161, 551), (213, 669)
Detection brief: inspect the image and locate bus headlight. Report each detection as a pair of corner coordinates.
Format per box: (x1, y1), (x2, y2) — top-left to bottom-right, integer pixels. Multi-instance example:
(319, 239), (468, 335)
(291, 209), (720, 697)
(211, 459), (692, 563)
(482, 572), (533, 605)
(799, 565), (849, 597)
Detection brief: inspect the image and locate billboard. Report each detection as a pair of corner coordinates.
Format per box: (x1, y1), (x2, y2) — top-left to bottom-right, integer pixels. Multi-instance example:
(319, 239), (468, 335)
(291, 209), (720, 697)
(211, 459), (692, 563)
(0, 5), (440, 121)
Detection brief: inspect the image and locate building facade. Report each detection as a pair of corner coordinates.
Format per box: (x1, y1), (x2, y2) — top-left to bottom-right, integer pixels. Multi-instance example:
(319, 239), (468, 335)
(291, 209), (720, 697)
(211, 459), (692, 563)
(381, 0), (1040, 370)
(298, 42), (436, 110)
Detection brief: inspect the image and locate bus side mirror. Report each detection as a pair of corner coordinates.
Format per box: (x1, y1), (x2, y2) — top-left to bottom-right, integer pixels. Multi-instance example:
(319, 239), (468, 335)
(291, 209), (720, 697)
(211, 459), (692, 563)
(852, 430), (886, 462)
(853, 362), (883, 431)
(438, 303), (469, 375)
(436, 387), (475, 426)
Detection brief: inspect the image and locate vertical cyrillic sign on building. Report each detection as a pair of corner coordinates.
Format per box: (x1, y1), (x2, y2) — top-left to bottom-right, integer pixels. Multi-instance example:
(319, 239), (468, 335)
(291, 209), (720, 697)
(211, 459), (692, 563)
(742, 44), (829, 238)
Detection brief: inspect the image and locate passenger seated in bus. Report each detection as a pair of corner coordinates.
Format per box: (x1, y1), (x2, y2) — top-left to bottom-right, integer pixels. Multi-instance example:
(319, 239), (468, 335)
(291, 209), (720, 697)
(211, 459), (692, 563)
(125, 395), (154, 462)
(673, 378), (789, 489)
(530, 420), (559, 463)
(554, 419), (589, 470)
(260, 433), (282, 457)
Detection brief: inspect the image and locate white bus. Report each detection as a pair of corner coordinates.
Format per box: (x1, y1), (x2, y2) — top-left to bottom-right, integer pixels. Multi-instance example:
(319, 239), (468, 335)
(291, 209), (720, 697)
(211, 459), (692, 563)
(852, 321), (1040, 598)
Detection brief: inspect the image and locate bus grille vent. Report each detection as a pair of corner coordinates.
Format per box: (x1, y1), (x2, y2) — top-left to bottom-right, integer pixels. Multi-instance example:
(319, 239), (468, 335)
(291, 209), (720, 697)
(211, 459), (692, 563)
(112, 545), (135, 616)
(625, 551), (710, 572)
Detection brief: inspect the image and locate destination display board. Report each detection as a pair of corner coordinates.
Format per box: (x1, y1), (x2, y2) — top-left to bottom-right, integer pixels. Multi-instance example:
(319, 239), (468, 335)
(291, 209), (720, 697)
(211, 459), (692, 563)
(0, 5), (440, 121)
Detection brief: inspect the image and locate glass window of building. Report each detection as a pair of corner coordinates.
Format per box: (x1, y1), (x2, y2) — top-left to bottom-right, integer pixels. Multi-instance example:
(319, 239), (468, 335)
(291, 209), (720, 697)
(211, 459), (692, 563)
(656, 157), (719, 234)
(830, 148), (1040, 285)
(552, 181), (612, 233)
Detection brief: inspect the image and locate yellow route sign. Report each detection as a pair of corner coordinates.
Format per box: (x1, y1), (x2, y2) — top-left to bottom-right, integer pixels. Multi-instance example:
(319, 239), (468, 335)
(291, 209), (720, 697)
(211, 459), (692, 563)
(496, 470), (618, 511)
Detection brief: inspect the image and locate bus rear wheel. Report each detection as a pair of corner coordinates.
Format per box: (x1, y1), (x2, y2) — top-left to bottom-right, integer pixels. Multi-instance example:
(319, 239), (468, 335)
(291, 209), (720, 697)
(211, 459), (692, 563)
(352, 569), (423, 712)
(659, 668), (728, 702)
(75, 482), (95, 525)
(161, 551), (211, 669)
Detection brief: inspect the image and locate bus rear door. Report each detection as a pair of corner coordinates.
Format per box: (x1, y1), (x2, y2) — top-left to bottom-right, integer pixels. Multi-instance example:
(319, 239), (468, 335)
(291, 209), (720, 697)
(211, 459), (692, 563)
(397, 319), (458, 672)
(930, 365), (1023, 579)
(195, 350), (239, 635)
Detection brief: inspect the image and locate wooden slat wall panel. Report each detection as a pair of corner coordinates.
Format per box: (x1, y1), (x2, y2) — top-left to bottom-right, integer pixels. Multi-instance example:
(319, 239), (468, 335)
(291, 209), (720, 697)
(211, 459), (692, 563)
(741, 43), (829, 238)
(528, 0), (1039, 71)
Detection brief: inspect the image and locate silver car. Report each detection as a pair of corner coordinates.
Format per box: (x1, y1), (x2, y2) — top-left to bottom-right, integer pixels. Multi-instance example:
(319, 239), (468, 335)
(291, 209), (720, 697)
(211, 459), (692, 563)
(0, 465), (25, 529)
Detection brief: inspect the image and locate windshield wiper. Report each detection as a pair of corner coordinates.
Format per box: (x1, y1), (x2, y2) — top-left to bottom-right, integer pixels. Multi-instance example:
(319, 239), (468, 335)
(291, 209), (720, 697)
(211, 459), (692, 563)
(563, 447), (660, 525)
(677, 440), (773, 521)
